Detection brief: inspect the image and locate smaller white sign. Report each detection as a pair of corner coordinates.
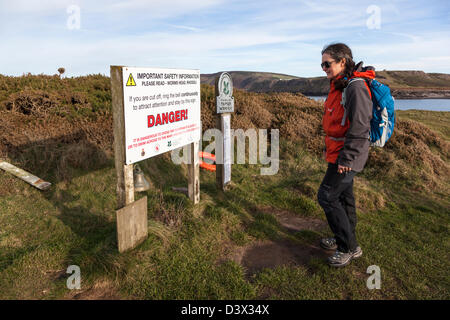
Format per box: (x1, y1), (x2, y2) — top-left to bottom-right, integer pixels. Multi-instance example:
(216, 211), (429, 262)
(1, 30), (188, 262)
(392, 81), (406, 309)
(216, 72), (234, 114)
(217, 96), (234, 113)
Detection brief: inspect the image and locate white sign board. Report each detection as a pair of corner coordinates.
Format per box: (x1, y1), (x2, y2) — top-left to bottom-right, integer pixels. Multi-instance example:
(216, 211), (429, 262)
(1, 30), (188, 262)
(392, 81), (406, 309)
(122, 67), (201, 164)
(222, 114), (231, 185)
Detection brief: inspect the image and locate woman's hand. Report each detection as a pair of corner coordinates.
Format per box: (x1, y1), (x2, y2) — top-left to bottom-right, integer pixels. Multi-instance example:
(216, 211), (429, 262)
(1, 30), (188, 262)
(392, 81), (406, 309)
(337, 165), (351, 174)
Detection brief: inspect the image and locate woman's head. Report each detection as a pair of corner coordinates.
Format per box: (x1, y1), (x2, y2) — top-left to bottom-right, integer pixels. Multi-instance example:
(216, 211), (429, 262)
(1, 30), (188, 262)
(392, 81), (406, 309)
(321, 43), (355, 89)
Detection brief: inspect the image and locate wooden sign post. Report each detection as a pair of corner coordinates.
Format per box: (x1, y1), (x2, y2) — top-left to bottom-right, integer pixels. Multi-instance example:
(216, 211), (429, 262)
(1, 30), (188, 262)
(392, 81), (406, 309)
(111, 66), (135, 209)
(188, 141), (200, 204)
(111, 65), (202, 252)
(111, 66), (144, 253)
(215, 72), (234, 191)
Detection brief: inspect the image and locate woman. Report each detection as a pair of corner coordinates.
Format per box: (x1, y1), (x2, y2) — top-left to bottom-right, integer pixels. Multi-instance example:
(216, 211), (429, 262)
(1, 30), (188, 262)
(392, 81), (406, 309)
(317, 43), (374, 267)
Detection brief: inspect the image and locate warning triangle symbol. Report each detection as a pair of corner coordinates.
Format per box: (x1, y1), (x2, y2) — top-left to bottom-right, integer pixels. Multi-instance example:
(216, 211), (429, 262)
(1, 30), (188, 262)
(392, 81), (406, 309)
(126, 73), (136, 86)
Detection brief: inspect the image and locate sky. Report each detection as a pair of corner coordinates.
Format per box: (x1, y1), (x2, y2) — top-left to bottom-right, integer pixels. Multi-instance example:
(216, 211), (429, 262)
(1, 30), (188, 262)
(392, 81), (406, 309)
(0, 0), (449, 77)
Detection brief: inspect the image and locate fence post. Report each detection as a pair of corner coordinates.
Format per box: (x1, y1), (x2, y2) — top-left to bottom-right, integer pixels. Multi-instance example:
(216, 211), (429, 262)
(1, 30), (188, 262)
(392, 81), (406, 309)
(188, 141), (200, 204)
(215, 73), (234, 191)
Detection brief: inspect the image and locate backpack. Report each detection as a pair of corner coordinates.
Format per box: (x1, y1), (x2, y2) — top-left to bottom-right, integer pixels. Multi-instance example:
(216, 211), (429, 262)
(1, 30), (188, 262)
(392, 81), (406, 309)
(342, 77), (395, 147)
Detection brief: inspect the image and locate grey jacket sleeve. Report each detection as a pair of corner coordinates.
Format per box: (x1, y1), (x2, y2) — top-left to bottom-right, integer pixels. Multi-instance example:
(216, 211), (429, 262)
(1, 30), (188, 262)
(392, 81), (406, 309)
(337, 80), (373, 171)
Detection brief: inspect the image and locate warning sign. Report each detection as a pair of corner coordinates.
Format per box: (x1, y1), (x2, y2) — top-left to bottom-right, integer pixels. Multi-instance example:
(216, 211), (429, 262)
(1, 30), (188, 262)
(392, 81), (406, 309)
(126, 74), (136, 86)
(122, 67), (201, 164)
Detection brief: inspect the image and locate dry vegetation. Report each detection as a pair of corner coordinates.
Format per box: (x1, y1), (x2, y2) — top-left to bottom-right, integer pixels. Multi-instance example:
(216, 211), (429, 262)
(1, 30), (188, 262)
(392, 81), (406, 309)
(0, 74), (112, 182)
(1, 74), (448, 193)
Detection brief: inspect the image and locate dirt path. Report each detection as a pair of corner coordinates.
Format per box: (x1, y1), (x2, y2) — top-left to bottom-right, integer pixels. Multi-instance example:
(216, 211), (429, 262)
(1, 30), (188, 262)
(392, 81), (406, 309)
(225, 207), (331, 276)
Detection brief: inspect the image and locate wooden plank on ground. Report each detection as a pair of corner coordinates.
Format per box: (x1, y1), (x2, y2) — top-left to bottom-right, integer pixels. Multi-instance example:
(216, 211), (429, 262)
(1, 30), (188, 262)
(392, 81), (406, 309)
(0, 161), (51, 191)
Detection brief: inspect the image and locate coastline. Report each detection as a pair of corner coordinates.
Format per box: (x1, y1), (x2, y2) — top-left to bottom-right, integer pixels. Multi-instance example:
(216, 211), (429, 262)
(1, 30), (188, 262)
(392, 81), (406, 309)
(307, 90), (450, 100)
(391, 88), (450, 99)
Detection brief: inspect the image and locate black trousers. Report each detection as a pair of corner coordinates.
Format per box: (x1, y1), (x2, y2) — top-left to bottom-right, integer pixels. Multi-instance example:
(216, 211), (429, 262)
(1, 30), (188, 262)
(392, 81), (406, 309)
(317, 163), (358, 253)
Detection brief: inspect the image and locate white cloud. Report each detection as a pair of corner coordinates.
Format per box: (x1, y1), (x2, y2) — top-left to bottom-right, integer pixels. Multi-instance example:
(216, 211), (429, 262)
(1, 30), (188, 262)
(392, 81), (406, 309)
(0, 0), (449, 77)
(168, 25), (203, 32)
(95, 0), (224, 20)
(1, 0), (74, 13)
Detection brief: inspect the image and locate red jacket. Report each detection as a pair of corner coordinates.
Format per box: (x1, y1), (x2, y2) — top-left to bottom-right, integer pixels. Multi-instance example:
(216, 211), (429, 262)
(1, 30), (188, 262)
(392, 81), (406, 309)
(323, 68), (375, 167)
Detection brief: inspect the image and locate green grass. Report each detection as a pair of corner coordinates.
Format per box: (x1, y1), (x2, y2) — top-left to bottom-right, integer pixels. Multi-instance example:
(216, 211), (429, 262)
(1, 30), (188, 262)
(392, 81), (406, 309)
(1, 136), (448, 300)
(397, 110), (450, 139)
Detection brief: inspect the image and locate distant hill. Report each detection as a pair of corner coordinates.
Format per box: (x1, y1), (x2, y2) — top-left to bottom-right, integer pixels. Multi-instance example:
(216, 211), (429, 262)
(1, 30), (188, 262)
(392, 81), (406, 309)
(201, 70), (450, 98)
(201, 71), (304, 90)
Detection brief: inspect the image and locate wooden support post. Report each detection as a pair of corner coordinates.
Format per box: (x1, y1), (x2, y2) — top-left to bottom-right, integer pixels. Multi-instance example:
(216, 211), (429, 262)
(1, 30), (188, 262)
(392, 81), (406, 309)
(124, 163), (135, 205)
(111, 66), (135, 208)
(188, 141), (200, 204)
(111, 66), (146, 253)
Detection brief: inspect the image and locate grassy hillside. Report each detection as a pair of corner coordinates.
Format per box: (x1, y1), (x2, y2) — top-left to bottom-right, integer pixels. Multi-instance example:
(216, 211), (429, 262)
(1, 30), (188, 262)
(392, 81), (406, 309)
(0, 74), (449, 300)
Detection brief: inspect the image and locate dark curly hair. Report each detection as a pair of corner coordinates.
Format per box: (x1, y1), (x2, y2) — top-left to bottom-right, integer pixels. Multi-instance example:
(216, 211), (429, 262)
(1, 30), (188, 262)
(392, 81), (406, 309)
(321, 43), (355, 91)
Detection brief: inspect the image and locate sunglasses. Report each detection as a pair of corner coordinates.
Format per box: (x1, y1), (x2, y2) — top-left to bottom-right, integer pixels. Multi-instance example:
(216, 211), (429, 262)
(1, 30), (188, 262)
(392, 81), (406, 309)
(321, 60), (335, 69)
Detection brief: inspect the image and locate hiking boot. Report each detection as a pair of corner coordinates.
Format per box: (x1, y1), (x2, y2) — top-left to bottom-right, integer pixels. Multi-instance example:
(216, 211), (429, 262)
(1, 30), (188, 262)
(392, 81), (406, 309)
(351, 246), (363, 259)
(320, 237), (337, 250)
(327, 250), (352, 267)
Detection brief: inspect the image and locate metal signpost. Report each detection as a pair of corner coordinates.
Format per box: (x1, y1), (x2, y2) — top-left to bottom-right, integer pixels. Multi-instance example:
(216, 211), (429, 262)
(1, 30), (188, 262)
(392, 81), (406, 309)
(111, 66), (201, 252)
(215, 72), (234, 191)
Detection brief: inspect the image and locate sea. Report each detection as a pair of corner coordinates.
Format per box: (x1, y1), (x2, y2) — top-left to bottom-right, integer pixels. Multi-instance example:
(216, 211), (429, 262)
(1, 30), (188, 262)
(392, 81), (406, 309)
(307, 96), (450, 112)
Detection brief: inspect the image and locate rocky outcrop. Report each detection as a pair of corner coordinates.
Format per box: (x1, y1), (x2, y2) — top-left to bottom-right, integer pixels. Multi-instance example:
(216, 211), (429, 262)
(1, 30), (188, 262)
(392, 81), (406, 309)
(391, 88), (450, 99)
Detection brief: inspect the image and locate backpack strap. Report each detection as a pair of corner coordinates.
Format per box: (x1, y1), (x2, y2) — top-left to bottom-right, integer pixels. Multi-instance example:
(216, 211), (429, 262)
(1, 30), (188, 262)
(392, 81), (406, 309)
(340, 78), (370, 126)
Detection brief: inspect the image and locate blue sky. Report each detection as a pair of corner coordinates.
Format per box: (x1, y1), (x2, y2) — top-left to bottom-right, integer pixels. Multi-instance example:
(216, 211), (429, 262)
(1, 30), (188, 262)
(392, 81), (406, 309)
(0, 0), (449, 77)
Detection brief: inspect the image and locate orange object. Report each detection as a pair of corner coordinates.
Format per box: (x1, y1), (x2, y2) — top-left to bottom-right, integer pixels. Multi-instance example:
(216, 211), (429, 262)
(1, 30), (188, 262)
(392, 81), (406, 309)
(199, 152), (216, 171)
